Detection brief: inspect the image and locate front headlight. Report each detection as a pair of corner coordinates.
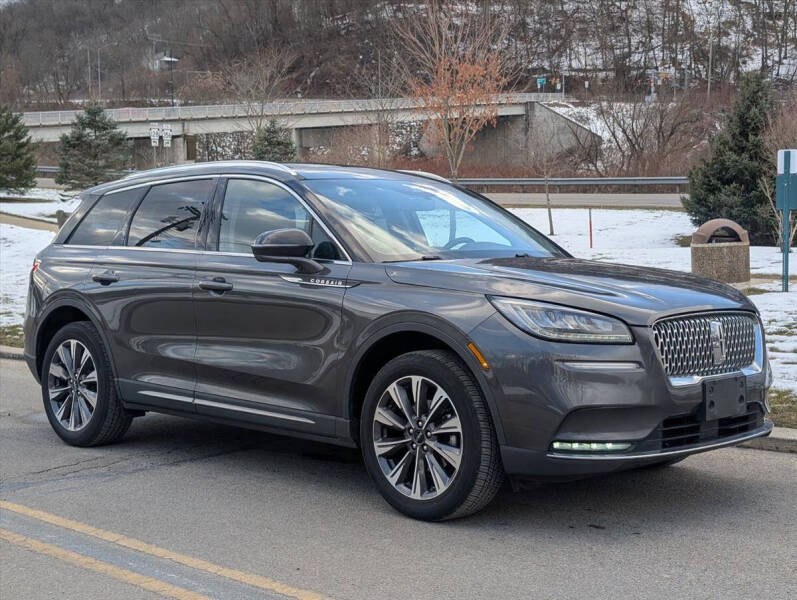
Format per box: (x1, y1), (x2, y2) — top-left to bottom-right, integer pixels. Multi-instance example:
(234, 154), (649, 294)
(488, 297), (633, 344)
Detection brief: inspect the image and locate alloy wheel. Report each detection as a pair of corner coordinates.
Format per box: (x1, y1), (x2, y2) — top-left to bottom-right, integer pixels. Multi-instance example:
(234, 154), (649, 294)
(372, 375), (463, 500)
(47, 339), (98, 431)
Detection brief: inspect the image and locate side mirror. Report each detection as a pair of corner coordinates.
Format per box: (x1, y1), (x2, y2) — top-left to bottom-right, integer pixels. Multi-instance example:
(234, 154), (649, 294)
(251, 228), (323, 274)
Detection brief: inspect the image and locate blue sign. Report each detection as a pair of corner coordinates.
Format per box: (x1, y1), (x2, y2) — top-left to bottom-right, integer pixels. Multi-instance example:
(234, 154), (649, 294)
(536, 77), (547, 89)
(775, 149), (797, 291)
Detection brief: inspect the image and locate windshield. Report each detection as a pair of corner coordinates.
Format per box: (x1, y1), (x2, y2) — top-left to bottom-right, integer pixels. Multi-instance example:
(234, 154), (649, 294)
(304, 178), (566, 262)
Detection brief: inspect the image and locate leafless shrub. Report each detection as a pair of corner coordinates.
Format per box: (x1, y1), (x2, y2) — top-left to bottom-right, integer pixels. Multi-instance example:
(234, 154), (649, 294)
(568, 94), (710, 176)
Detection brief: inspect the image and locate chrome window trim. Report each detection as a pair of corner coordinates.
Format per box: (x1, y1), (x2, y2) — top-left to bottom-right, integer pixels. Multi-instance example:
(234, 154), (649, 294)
(216, 174), (353, 264)
(195, 398), (315, 424)
(103, 175), (219, 195)
(61, 244), (205, 255)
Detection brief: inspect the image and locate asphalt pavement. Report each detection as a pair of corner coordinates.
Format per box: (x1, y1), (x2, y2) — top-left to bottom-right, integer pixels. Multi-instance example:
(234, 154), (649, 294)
(1, 358), (795, 600)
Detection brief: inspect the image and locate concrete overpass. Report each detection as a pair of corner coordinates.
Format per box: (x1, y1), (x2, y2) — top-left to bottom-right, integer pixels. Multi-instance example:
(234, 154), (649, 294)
(22, 94), (596, 166)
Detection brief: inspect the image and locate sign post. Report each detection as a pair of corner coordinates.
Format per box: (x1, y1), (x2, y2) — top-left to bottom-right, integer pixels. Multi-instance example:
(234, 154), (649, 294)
(162, 124), (173, 148)
(149, 123), (161, 167)
(776, 149), (797, 292)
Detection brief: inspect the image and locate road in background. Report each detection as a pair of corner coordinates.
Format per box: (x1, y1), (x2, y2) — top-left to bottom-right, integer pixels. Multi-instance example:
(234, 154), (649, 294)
(1, 358), (795, 600)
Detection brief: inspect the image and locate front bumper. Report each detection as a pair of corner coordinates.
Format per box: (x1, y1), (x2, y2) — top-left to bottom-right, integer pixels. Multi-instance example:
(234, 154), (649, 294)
(501, 420), (772, 477)
(468, 314), (772, 477)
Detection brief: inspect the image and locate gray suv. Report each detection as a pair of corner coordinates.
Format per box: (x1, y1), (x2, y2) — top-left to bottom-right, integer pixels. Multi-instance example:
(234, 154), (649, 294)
(24, 162), (773, 520)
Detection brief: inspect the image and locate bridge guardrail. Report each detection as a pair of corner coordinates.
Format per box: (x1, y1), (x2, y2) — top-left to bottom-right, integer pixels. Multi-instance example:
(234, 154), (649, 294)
(22, 93), (570, 126)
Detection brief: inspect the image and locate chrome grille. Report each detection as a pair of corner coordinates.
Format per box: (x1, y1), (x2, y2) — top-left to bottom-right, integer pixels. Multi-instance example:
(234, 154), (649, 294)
(652, 312), (757, 378)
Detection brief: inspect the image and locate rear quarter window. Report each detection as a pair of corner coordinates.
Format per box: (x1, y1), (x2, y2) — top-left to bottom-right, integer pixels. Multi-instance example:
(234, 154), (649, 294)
(67, 188), (144, 246)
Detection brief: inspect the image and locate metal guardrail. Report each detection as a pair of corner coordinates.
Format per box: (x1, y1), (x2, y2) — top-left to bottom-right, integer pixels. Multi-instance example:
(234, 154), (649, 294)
(457, 176), (689, 187)
(36, 167), (688, 191)
(36, 166), (134, 176)
(22, 93), (568, 127)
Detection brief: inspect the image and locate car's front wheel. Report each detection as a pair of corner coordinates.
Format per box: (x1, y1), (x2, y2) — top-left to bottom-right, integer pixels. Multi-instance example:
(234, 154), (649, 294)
(360, 350), (503, 520)
(41, 321), (132, 447)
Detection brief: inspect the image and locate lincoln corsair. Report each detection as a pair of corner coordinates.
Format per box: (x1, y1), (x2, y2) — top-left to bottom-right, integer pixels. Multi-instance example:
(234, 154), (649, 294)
(24, 161), (773, 520)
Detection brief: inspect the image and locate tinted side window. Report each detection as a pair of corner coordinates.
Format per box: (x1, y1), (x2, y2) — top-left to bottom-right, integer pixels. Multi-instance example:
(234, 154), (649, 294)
(218, 179), (311, 253)
(68, 189), (143, 246)
(127, 179), (212, 249)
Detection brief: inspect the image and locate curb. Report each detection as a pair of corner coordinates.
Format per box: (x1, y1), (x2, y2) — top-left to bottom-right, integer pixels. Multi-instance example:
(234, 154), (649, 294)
(1, 343), (794, 453)
(741, 427), (797, 454)
(0, 345), (24, 361)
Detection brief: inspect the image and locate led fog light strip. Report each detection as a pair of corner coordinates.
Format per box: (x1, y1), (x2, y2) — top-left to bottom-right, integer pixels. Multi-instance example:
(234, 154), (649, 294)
(551, 441), (632, 452)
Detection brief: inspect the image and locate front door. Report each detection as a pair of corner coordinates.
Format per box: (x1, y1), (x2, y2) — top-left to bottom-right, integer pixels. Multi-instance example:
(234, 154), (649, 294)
(193, 177), (351, 436)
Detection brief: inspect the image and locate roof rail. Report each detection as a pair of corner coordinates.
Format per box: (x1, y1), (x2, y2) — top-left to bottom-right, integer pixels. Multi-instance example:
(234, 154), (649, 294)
(397, 170), (451, 184)
(120, 160), (298, 181)
(258, 161), (298, 175)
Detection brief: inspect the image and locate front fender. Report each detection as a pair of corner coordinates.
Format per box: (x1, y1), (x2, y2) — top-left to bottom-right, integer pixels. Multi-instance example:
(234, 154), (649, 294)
(342, 312), (506, 445)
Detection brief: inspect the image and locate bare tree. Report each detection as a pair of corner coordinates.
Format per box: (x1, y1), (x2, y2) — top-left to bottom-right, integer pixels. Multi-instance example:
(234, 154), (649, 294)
(524, 115), (573, 236)
(222, 46), (296, 134)
(394, 3), (513, 179)
(349, 49), (406, 168)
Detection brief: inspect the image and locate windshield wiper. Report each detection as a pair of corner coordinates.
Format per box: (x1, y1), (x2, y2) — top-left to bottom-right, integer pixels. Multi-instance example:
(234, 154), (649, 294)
(420, 255), (442, 261)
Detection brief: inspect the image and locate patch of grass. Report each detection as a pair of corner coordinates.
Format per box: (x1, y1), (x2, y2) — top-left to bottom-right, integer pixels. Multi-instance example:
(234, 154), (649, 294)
(673, 234), (692, 247)
(768, 389), (797, 429)
(0, 324), (24, 347)
(741, 287), (770, 296)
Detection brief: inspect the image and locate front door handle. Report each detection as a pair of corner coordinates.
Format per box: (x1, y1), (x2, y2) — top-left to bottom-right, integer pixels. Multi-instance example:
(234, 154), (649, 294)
(92, 271), (119, 285)
(198, 278), (233, 293)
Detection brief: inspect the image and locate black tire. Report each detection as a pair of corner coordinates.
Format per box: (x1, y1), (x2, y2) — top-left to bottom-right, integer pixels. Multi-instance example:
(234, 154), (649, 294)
(41, 321), (132, 447)
(360, 349), (503, 520)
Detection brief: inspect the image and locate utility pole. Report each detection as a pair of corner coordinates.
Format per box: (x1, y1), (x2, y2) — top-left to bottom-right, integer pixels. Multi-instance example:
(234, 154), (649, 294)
(97, 47), (102, 103)
(160, 54), (179, 107)
(87, 48), (91, 98)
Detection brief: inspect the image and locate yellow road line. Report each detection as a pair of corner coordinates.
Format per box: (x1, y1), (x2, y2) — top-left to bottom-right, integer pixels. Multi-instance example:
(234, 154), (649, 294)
(0, 501), (330, 600)
(0, 528), (210, 600)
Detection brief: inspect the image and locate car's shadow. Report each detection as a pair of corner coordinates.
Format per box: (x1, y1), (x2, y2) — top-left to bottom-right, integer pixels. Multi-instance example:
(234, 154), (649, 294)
(117, 412), (764, 537)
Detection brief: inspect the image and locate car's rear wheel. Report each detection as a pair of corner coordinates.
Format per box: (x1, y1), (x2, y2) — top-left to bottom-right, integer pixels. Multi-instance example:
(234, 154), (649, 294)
(41, 321), (132, 446)
(360, 350), (503, 520)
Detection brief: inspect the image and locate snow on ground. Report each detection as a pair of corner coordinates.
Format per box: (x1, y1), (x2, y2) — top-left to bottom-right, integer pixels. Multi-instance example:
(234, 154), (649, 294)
(510, 208), (796, 276)
(750, 292), (797, 393)
(0, 224), (55, 326)
(0, 188), (72, 202)
(0, 197), (81, 223)
(0, 187), (79, 224)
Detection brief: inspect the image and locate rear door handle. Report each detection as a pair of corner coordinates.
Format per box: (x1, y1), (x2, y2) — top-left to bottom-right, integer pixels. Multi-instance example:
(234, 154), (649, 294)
(92, 271), (119, 285)
(198, 278), (233, 293)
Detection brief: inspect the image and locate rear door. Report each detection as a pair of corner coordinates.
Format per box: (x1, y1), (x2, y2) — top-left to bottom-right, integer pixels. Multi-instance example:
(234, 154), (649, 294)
(193, 176), (351, 436)
(86, 177), (216, 411)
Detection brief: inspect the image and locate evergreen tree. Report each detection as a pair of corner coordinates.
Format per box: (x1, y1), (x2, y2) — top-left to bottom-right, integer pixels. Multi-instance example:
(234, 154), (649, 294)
(683, 73), (775, 245)
(250, 120), (296, 162)
(56, 104), (131, 190)
(0, 105), (36, 193)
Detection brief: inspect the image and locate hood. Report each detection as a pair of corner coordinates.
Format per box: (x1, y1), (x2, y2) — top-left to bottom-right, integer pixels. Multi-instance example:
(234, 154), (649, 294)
(385, 256), (755, 326)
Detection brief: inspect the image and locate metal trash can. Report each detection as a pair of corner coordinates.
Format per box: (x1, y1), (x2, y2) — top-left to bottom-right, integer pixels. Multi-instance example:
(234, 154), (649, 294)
(690, 218), (750, 283)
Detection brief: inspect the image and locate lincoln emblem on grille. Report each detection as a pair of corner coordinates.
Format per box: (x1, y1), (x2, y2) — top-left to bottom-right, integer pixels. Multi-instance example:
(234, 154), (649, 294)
(709, 320), (727, 365)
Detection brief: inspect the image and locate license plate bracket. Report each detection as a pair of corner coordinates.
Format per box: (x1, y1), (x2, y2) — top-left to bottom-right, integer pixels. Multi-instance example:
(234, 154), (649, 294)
(701, 375), (747, 421)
